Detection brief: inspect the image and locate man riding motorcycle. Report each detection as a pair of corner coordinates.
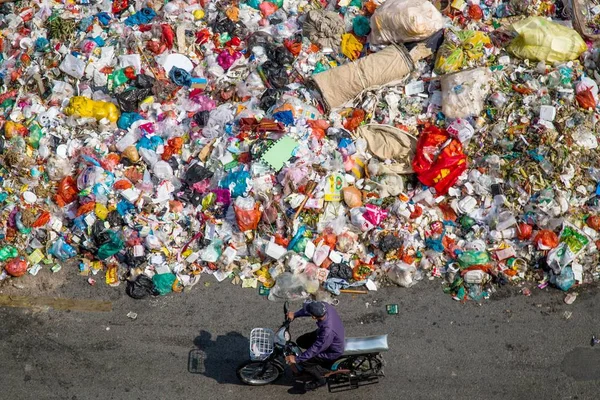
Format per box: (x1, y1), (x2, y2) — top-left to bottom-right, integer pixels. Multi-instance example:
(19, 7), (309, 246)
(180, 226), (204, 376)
(285, 301), (345, 391)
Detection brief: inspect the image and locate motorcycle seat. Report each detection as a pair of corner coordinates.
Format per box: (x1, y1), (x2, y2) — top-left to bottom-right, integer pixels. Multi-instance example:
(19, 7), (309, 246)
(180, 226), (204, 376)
(342, 335), (389, 356)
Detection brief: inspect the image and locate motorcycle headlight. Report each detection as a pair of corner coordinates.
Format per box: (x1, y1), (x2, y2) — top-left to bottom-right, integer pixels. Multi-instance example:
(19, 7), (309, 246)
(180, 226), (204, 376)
(275, 328), (290, 345)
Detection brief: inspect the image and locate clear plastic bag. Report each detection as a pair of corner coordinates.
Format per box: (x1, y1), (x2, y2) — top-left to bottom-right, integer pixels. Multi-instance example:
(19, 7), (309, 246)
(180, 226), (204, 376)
(267, 272), (317, 301)
(441, 68), (491, 119)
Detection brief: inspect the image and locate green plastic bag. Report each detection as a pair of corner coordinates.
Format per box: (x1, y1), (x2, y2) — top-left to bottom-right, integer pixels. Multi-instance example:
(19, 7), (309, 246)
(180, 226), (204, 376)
(508, 17), (587, 63)
(266, 0), (283, 8)
(153, 273), (176, 295)
(97, 231), (124, 260)
(457, 250), (490, 269)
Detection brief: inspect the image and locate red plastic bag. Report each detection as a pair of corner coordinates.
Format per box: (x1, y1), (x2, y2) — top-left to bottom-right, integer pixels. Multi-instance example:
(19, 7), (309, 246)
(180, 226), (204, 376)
(534, 229), (559, 250)
(55, 176), (78, 207)
(234, 205), (262, 232)
(576, 88), (596, 109)
(5, 257), (27, 277)
(412, 126), (467, 195)
(343, 109), (365, 131)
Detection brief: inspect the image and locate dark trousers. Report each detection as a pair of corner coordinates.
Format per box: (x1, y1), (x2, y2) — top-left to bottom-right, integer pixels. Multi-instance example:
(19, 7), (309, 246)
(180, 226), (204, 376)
(296, 330), (334, 383)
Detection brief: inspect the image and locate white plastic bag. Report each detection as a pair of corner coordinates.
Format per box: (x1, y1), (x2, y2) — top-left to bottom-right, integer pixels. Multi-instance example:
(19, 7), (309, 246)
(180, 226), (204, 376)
(441, 68), (491, 119)
(369, 0), (444, 45)
(386, 262), (416, 288)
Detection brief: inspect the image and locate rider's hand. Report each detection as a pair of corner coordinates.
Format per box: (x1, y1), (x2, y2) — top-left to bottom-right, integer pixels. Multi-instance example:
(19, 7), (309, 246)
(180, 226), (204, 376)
(286, 312), (295, 321)
(286, 355), (296, 365)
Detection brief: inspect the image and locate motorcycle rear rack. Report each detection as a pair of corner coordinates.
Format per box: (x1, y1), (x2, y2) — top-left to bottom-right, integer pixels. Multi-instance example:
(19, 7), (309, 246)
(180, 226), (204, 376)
(327, 373), (380, 393)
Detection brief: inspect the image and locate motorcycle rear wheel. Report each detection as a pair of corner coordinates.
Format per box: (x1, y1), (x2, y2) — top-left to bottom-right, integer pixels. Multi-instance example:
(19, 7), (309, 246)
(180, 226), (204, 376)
(236, 360), (283, 385)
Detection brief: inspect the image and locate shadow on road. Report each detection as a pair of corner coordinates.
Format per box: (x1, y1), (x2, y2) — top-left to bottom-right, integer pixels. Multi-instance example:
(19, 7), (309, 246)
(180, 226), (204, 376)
(188, 330), (248, 384)
(188, 330), (295, 388)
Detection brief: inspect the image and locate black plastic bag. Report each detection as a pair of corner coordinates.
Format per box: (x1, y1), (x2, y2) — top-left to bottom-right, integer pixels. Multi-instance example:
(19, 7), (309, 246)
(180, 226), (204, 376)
(266, 46), (294, 65)
(212, 14), (236, 34)
(329, 263), (353, 281)
(134, 74), (155, 89)
(193, 110), (210, 127)
(126, 274), (157, 299)
(116, 88), (151, 113)
(379, 235), (403, 254)
(184, 163), (213, 185)
(262, 61), (289, 89)
(259, 88), (280, 111)
(106, 210), (123, 227)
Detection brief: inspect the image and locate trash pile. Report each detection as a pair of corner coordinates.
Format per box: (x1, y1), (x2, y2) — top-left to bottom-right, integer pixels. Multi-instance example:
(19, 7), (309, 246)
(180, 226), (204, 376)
(1, 0), (600, 303)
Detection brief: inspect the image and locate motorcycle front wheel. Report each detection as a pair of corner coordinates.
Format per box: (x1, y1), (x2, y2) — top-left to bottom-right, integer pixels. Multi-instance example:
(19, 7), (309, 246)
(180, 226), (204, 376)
(236, 360), (284, 385)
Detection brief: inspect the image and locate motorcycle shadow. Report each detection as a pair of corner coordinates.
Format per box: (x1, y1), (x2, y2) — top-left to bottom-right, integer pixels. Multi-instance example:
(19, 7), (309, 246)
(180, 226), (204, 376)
(188, 329), (296, 387)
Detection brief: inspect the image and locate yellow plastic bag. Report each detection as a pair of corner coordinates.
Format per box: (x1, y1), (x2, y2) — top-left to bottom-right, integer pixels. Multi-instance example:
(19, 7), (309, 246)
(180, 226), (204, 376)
(64, 96), (120, 123)
(507, 17), (587, 63)
(434, 30), (491, 75)
(341, 33), (363, 61)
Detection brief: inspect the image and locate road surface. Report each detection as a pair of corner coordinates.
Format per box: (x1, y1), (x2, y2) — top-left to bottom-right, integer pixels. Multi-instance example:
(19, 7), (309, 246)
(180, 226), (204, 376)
(1, 269), (600, 400)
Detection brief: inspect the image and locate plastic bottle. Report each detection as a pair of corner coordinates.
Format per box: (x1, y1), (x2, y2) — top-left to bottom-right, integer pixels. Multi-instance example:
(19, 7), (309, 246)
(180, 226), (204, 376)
(496, 211), (517, 231)
(489, 228), (517, 241)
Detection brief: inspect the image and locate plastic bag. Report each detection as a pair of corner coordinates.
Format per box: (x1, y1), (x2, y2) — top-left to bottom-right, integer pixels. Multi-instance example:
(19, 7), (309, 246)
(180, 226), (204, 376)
(97, 230), (124, 260)
(552, 266), (575, 291)
(457, 250), (491, 269)
(234, 204), (262, 232)
(507, 17), (587, 63)
(369, 0), (444, 45)
(534, 229), (559, 250)
(342, 186), (362, 208)
(386, 262), (416, 288)
(152, 273), (176, 295)
(441, 68), (491, 119)
(126, 274), (157, 299)
(412, 126), (468, 195)
(55, 176), (78, 206)
(435, 30), (492, 75)
(49, 237), (77, 261)
(5, 257), (28, 277)
(267, 272), (316, 301)
(64, 96), (120, 123)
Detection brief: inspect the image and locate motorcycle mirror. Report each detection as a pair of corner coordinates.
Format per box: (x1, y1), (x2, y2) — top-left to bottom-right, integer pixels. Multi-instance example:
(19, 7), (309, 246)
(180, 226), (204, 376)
(284, 301), (289, 315)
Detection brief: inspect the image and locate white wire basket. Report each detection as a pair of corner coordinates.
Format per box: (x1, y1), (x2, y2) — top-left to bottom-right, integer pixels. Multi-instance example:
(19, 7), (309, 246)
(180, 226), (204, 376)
(249, 328), (274, 361)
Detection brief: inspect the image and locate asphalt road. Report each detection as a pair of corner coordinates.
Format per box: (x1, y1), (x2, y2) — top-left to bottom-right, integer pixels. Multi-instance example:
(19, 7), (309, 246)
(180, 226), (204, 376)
(2, 269), (600, 400)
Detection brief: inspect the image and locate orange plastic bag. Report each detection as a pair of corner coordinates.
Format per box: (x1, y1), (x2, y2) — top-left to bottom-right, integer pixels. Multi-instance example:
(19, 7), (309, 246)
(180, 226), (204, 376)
(77, 202), (96, 216)
(342, 186), (363, 208)
(534, 229), (559, 250)
(55, 176), (78, 206)
(307, 120), (330, 140)
(101, 153), (120, 171)
(234, 205), (262, 231)
(412, 126), (467, 195)
(113, 179), (133, 190)
(32, 211), (51, 228)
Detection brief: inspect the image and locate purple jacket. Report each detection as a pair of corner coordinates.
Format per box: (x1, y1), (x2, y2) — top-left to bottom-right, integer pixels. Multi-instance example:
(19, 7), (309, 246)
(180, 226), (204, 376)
(294, 302), (345, 363)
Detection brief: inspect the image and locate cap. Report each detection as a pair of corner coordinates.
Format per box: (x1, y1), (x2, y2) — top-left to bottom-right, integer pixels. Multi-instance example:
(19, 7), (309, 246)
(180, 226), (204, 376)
(307, 301), (327, 318)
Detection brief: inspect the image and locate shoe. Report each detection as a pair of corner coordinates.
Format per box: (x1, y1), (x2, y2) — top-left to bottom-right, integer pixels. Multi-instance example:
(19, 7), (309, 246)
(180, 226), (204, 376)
(305, 380), (327, 391)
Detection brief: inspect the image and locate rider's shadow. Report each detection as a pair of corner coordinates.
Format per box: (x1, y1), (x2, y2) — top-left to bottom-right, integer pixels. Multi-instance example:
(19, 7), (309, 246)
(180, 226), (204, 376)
(188, 330), (293, 386)
(189, 330), (248, 383)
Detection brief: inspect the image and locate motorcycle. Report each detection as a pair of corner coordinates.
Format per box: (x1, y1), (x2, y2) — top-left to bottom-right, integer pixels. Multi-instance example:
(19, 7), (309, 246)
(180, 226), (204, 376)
(236, 302), (389, 393)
